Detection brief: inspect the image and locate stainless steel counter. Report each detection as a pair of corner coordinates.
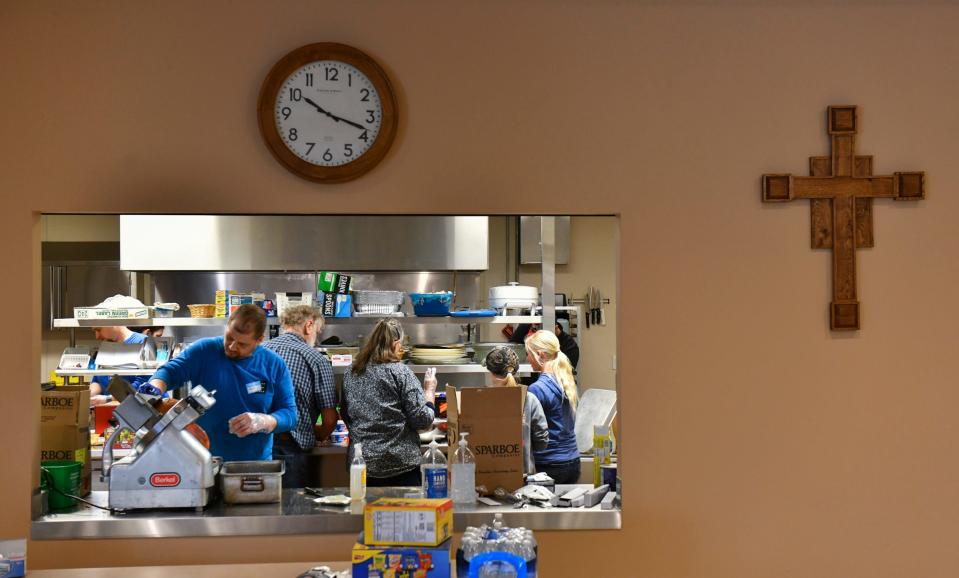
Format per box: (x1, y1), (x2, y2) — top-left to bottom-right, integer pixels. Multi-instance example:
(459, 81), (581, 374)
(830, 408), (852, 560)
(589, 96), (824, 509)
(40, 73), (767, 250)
(32, 486), (620, 540)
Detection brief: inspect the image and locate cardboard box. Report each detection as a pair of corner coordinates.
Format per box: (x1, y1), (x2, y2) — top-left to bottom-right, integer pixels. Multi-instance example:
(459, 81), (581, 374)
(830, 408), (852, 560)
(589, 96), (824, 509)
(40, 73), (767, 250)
(321, 292), (336, 317)
(446, 385), (526, 493)
(364, 498), (453, 547)
(40, 386), (90, 427)
(353, 533), (451, 578)
(335, 274), (352, 294)
(334, 294), (352, 317)
(317, 271), (338, 293)
(40, 425), (92, 497)
(215, 289), (231, 318)
(74, 306), (149, 319)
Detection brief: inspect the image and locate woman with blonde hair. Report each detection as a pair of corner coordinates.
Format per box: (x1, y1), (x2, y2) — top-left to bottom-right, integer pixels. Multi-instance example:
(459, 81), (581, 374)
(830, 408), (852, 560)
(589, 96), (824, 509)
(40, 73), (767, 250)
(342, 319), (437, 487)
(484, 346), (549, 475)
(524, 330), (581, 483)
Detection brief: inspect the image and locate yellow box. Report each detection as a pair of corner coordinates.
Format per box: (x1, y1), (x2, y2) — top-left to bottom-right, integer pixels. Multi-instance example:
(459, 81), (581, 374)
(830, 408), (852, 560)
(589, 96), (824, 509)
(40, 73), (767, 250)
(363, 498), (453, 547)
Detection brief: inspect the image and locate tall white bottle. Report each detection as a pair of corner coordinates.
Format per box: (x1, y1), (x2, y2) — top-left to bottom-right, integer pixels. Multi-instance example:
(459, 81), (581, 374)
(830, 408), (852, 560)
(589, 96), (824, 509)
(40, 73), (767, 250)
(421, 436), (448, 498)
(350, 442), (367, 501)
(450, 432), (477, 505)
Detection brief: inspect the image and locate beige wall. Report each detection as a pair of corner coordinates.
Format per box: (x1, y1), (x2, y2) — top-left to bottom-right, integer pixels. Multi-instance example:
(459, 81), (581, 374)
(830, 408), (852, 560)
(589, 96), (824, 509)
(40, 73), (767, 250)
(4, 1), (959, 576)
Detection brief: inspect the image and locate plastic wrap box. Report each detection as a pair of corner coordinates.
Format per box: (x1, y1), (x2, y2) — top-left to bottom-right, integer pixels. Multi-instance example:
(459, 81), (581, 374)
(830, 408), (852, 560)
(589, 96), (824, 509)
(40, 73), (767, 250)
(364, 498), (453, 547)
(352, 532), (451, 578)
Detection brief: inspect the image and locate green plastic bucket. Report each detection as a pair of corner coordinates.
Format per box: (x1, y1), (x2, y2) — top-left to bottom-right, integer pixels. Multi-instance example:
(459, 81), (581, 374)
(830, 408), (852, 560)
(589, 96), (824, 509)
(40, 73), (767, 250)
(41, 460), (82, 511)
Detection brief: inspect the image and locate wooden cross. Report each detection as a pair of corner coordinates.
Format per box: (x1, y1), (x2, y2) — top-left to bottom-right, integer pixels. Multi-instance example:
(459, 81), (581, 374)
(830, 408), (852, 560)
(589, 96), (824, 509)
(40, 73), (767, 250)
(762, 105), (925, 330)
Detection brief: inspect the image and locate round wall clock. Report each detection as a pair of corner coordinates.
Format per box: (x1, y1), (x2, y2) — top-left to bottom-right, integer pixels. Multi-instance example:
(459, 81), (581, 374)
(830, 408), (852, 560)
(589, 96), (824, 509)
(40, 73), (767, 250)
(257, 43), (398, 183)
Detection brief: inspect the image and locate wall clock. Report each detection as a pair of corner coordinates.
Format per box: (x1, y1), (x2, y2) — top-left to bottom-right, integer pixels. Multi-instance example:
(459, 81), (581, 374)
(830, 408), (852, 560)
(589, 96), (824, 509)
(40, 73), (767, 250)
(257, 43), (398, 183)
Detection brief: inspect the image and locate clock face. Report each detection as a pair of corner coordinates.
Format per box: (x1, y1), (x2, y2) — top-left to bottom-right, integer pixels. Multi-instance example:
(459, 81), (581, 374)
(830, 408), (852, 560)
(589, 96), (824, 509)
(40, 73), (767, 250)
(274, 60), (383, 167)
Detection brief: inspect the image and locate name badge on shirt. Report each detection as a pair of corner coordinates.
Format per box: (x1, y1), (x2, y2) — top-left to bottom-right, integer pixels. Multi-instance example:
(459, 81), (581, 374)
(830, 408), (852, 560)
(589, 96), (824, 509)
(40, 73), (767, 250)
(246, 380), (267, 394)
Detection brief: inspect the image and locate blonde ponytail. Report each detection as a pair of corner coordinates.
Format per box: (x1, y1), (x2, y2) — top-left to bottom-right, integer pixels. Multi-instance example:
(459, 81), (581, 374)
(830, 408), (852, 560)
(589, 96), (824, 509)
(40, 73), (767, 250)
(525, 330), (579, 411)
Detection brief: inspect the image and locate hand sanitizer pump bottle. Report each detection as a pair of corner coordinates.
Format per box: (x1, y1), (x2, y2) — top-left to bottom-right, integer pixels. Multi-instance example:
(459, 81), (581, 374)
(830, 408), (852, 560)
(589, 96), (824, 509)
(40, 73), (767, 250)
(350, 442), (367, 500)
(451, 432), (477, 505)
(421, 435), (448, 498)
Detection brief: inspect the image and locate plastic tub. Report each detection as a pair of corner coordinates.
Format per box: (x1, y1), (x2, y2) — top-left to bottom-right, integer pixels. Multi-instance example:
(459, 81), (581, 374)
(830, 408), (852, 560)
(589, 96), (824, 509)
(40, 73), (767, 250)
(40, 460), (82, 511)
(409, 292), (454, 316)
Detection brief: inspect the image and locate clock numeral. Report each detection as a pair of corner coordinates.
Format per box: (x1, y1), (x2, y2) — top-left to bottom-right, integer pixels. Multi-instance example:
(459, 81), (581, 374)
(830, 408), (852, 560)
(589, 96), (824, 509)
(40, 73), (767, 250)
(305, 73), (314, 87)
(289, 88), (302, 102)
(358, 130), (369, 142)
(281, 107), (292, 120)
(325, 67), (338, 82)
(305, 142), (316, 155)
(344, 143), (353, 157)
(288, 128), (298, 141)
(366, 110), (376, 123)
(348, 73), (352, 87)
(360, 88), (370, 102)
(322, 148), (334, 162)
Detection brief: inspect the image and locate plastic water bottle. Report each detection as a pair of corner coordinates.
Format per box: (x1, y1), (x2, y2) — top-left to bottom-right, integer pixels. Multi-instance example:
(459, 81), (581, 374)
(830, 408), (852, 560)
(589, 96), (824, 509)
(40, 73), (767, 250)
(421, 436), (448, 498)
(451, 432), (477, 505)
(350, 443), (367, 501)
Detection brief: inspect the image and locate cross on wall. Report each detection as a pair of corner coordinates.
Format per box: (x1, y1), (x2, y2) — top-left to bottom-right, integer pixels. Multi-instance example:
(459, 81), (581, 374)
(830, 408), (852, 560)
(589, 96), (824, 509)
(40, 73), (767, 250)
(762, 105), (925, 330)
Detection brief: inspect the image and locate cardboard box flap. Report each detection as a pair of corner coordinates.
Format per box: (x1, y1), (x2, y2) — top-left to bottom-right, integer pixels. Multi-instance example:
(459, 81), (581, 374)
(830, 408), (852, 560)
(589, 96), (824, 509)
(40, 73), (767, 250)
(445, 385), (526, 492)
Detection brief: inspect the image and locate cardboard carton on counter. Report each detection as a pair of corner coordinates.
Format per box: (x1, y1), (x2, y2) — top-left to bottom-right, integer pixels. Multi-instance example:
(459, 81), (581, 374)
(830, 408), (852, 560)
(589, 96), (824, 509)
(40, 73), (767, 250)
(445, 385), (526, 493)
(40, 385), (90, 427)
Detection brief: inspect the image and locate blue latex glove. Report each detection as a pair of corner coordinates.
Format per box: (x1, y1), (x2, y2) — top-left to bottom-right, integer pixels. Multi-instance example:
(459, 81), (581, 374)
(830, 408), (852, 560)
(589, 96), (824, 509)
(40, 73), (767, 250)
(136, 383), (163, 398)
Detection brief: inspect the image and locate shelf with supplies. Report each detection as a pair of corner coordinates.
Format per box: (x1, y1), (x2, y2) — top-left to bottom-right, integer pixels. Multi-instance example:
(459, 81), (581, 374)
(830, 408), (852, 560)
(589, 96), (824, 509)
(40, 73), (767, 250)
(52, 317), (282, 328)
(330, 363), (534, 375)
(54, 369), (158, 377)
(53, 315), (546, 328)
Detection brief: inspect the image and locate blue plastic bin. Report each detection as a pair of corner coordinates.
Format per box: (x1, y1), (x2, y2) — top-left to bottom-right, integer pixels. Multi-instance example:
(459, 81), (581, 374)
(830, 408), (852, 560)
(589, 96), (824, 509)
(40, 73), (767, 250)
(409, 292), (454, 316)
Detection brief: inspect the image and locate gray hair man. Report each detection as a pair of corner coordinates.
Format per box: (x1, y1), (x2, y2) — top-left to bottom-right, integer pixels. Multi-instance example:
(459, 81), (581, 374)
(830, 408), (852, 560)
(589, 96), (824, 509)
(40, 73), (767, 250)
(264, 304), (338, 488)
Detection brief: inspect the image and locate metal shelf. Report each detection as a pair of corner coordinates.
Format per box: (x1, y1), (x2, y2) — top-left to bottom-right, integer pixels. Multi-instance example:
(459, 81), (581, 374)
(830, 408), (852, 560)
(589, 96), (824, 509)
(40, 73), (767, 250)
(55, 369), (157, 376)
(53, 316), (541, 328)
(331, 364), (534, 375)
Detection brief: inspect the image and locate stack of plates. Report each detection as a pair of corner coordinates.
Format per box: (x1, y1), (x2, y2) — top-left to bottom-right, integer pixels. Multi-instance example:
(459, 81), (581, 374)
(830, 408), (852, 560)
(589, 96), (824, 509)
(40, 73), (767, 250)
(410, 344), (470, 365)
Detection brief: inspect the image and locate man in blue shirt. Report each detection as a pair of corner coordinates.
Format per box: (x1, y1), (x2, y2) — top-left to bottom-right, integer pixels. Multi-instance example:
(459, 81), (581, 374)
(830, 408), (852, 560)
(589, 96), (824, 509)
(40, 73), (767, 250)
(146, 304), (297, 462)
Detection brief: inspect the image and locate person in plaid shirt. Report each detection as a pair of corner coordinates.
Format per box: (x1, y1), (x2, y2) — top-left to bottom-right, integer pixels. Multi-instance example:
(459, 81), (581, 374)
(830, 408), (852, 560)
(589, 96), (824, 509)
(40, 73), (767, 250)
(265, 304), (338, 488)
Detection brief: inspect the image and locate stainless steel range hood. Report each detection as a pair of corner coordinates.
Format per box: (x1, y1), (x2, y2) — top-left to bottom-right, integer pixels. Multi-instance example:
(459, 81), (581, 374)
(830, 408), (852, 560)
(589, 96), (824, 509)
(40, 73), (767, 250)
(120, 215), (489, 271)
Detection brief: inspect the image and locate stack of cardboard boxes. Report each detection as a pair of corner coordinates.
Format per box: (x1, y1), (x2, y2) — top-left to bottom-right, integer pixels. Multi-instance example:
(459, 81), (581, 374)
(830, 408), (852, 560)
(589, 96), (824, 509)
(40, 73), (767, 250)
(40, 386), (91, 496)
(353, 498), (454, 578)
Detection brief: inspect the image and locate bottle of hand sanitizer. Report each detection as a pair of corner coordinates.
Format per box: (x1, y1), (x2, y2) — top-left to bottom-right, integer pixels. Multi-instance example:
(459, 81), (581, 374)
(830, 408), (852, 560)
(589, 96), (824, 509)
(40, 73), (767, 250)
(350, 443), (367, 501)
(421, 435), (448, 499)
(451, 432), (477, 505)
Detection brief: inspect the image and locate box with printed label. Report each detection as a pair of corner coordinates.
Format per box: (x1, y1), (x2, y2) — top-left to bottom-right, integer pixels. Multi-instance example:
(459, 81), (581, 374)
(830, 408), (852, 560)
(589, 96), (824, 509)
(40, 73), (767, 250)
(215, 289), (232, 318)
(40, 386), (90, 427)
(335, 274), (352, 295)
(446, 385), (526, 493)
(335, 294), (352, 317)
(317, 271), (338, 293)
(321, 292), (336, 317)
(352, 532), (451, 578)
(363, 498), (453, 547)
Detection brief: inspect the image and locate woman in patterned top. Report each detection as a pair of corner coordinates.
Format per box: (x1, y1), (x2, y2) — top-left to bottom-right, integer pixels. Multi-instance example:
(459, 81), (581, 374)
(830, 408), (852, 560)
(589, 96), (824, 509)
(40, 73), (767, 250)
(342, 319), (437, 486)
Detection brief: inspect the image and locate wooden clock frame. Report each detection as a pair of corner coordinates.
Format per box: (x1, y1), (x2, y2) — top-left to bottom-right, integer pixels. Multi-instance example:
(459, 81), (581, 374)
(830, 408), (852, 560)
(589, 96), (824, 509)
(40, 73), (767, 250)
(257, 43), (398, 183)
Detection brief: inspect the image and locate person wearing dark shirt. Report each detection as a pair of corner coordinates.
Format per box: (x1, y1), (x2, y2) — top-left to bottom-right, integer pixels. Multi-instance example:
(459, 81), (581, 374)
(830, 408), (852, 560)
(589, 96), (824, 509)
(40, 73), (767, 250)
(509, 313), (579, 370)
(341, 319), (437, 487)
(265, 304), (338, 488)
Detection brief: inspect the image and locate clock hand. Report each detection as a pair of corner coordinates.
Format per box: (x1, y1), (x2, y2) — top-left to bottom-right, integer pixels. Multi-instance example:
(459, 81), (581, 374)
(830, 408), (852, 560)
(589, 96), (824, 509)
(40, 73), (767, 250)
(302, 96), (367, 131)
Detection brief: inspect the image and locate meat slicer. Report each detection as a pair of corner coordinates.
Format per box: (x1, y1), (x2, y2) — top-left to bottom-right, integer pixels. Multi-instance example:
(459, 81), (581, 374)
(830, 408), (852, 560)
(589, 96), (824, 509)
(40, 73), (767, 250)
(103, 377), (219, 510)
